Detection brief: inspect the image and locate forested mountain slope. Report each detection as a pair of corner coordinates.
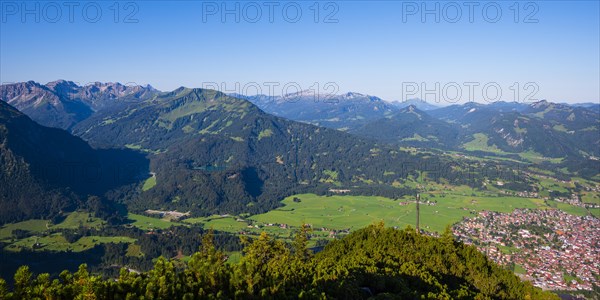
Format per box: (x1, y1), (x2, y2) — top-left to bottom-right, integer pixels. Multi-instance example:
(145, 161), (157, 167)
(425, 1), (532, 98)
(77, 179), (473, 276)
(0, 101), (147, 224)
(71, 88), (522, 216)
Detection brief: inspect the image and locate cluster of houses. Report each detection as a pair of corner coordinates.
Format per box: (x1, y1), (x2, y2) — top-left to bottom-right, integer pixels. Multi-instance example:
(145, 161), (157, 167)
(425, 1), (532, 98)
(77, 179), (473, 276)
(144, 210), (190, 220)
(398, 200), (437, 206)
(498, 190), (539, 198)
(453, 209), (599, 291)
(551, 193), (600, 209)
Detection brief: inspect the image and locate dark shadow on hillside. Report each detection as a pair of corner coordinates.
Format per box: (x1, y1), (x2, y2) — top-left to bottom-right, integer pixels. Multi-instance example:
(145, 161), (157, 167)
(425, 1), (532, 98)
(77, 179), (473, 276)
(33, 148), (150, 196)
(0, 246), (105, 287)
(242, 167), (263, 198)
(3, 108), (150, 197)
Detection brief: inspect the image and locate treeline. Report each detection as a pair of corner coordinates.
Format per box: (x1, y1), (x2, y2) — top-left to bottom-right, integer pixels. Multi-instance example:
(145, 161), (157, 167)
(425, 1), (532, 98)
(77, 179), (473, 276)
(0, 225), (558, 299)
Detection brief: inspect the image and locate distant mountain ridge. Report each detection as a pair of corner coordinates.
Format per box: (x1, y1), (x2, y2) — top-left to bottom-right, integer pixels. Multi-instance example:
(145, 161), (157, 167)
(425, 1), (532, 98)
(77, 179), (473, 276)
(0, 80), (157, 130)
(390, 98), (440, 111)
(1, 80), (596, 216)
(350, 105), (460, 149)
(2, 80), (598, 166)
(427, 100), (600, 159)
(234, 91), (397, 130)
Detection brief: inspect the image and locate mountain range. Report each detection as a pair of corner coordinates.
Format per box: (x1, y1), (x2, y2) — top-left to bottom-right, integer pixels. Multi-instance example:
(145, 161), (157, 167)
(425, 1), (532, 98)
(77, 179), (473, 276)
(3, 81), (596, 162)
(235, 91), (598, 160)
(0, 80), (155, 130)
(0, 81), (598, 221)
(234, 91), (398, 131)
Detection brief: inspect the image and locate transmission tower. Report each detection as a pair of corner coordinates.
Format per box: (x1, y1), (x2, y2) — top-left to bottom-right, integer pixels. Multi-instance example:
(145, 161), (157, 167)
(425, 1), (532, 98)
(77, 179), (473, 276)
(416, 193), (420, 233)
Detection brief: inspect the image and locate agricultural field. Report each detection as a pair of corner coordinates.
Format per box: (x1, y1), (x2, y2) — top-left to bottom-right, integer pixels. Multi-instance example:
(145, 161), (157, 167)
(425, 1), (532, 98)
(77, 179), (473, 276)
(549, 201), (599, 217)
(1, 182), (596, 256)
(1, 211), (135, 253)
(185, 215), (247, 232)
(0, 212), (104, 242)
(5, 234), (135, 252)
(248, 193), (556, 234)
(52, 212), (105, 229)
(177, 179), (597, 238)
(462, 133), (504, 154)
(0, 220), (49, 241)
(581, 191), (600, 204)
(127, 213), (181, 230)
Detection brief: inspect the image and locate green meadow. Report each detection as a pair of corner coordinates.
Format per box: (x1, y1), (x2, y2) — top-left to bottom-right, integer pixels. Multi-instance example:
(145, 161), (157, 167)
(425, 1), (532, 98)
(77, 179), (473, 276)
(0, 212), (104, 242)
(142, 175), (157, 191)
(127, 213), (180, 230)
(0, 220), (49, 240)
(249, 192), (554, 233)
(185, 215), (247, 232)
(0, 211), (132, 252)
(5, 234), (135, 252)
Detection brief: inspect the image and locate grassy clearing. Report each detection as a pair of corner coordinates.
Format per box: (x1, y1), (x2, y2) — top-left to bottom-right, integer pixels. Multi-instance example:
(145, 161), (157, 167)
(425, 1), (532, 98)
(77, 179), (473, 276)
(514, 264), (526, 275)
(127, 213), (178, 230)
(4, 234), (135, 252)
(0, 212), (104, 241)
(142, 175), (157, 191)
(5, 233), (69, 252)
(402, 133), (428, 142)
(161, 101), (209, 125)
(126, 244), (144, 257)
(581, 191), (600, 204)
(53, 212), (104, 229)
(534, 177), (574, 196)
(226, 251), (243, 264)
(518, 150), (563, 164)
(185, 215), (248, 233)
(549, 202), (589, 217)
(258, 129), (273, 140)
(0, 220), (48, 241)
(74, 236), (136, 251)
(462, 133), (503, 153)
(497, 245), (520, 255)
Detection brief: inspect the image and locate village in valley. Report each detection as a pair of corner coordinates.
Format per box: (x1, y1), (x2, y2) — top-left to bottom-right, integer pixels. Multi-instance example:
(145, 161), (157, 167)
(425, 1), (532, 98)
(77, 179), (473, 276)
(453, 209), (599, 291)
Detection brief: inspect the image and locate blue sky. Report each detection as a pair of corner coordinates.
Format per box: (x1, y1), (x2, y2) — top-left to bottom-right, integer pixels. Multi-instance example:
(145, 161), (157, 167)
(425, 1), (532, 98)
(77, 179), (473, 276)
(1, 1), (598, 104)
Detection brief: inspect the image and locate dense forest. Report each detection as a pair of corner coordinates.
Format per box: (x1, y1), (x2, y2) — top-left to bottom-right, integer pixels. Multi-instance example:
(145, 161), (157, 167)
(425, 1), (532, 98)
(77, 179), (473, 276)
(0, 101), (147, 224)
(0, 225), (558, 299)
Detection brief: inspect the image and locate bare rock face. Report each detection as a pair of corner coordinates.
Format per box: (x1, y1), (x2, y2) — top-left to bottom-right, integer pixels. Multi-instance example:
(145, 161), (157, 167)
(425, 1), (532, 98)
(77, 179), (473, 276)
(0, 81), (61, 108)
(0, 80), (158, 130)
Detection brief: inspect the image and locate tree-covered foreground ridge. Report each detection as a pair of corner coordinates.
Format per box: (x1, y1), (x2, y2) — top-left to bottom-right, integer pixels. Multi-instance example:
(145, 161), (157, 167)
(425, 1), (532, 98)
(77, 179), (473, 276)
(0, 224), (557, 299)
